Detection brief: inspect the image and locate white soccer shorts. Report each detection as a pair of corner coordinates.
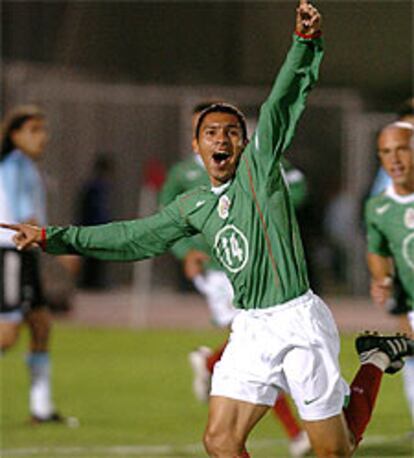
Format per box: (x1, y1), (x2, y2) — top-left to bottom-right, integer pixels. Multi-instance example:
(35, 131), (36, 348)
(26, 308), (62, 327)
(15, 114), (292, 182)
(193, 270), (238, 328)
(211, 290), (350, 421)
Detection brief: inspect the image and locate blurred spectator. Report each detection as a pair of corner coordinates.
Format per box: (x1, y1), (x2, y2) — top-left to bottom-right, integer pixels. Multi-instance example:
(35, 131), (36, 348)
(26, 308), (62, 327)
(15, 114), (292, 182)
(77, 154), (114, 289)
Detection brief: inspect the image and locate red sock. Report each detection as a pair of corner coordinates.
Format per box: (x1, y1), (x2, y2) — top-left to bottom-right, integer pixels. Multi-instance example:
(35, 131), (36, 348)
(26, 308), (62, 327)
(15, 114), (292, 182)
(272, 393), (302, 439)
(206, 341), (228, 374)
(235, 450), (250, 458)
(343, 363), (383, 445)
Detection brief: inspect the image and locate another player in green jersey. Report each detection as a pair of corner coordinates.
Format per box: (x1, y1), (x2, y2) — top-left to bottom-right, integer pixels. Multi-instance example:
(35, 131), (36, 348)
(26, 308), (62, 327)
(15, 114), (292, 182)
(3, 2), (414, 457)
(365, 121), (414, 429)
(160, 102), (311, 457)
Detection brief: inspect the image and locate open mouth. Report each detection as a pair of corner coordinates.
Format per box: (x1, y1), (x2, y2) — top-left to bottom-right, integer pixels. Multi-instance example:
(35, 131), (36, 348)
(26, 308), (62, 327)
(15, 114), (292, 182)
(212, 151), (231, 165)
(390, 165), (405, 177)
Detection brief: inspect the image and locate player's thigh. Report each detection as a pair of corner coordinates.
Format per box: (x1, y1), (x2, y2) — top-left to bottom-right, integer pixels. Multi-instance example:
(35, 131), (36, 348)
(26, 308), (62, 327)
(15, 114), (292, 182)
(0, 320), (21, 349)
(302, 413), (352, 458)
(205, 396), (269, 448)
(25, 307), (52, 351)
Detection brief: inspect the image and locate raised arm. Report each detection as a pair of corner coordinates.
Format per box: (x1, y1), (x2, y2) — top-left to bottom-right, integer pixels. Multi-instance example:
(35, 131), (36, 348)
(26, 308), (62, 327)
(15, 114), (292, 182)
(245, 0), (323, 173)
(1, 200), (195, 262)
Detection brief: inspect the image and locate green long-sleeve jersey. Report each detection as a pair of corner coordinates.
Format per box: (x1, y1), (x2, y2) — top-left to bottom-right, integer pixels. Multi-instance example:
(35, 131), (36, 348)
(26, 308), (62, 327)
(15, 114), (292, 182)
(365, 186), (414, 311)
(44, 34), (324, 310)
(158, 155), (307, 266)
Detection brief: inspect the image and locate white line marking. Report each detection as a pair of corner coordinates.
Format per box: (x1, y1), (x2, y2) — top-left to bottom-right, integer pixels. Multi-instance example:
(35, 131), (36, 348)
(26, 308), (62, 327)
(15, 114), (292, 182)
(1, 434), (412, 456)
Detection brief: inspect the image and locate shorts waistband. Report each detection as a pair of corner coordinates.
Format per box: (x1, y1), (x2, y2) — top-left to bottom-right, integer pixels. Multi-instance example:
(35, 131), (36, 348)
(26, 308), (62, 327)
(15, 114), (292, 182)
(246, 290), (315, 317)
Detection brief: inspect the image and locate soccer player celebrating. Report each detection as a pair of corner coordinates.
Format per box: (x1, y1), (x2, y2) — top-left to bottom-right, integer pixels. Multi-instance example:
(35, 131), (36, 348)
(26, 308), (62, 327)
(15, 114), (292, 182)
(365, 121), (414, 429)
(3, 2), (414, 457)
(159, 102), (311, 456)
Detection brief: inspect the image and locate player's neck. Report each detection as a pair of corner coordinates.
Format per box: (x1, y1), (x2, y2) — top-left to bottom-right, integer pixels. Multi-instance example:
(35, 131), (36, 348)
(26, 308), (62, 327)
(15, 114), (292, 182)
(393, 178), (414, 196)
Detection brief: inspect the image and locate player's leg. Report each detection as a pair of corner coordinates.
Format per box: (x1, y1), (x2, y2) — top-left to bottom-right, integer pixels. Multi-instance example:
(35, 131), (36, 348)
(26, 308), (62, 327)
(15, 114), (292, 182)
(302, 414), (351, 457)
(402, 311), (414, 427)
(22, 250), (60, 423)
(272, 393), (311, 457)
(190, 271), (235, 402)
(204, 396), (268, 458)
(25, 306), (59, 422)
(0, 319), (21, 351)
(342, 332), (414, 449)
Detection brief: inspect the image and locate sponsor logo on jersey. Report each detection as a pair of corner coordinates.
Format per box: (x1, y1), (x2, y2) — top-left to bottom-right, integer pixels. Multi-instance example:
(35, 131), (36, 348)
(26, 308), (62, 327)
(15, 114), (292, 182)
(214, 224), (249, 273)
(218, 195), (231, 219)
(376, 203), (390, 215)
(404, 208), (414, 229)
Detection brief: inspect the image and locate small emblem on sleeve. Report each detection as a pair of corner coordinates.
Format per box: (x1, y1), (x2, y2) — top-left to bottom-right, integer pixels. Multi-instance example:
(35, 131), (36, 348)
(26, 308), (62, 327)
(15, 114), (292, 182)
(218, 195), (231, 219)
(404, 208), (414, 229)
(376, 204), (390, 215)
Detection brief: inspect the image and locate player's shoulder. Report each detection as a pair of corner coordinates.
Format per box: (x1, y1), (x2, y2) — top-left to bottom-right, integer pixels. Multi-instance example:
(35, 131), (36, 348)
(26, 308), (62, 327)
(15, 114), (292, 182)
(365, 192), (393, 220)
(176, 185), (213, 216)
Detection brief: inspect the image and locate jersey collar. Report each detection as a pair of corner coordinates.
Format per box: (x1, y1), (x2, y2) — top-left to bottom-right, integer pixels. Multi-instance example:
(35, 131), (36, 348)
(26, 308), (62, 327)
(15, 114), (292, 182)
(385, 184), (414, 204)
(211, 180), (232, 196)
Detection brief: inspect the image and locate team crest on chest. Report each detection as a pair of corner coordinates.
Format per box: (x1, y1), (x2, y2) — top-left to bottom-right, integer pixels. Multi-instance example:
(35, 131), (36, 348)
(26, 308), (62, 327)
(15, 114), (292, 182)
(218, 195), (231, 219)
(404, 208), (414, 229)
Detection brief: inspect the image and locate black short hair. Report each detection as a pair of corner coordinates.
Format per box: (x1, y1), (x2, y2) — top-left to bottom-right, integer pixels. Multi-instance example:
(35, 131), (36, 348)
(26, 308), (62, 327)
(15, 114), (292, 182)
(397, 97), (414, 119)
(195, 103), (248, 141)
(193, 101), (219, 115)
(0, 105), (45, 160)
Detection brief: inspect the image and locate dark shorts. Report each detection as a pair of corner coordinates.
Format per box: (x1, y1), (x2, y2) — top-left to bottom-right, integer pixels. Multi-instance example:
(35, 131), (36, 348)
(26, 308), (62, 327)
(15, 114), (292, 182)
(0, 248), (45, 316)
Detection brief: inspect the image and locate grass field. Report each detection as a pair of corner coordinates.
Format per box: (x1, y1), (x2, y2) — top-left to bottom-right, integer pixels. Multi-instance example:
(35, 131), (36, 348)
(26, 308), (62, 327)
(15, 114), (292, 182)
(1, 324), (413, 457)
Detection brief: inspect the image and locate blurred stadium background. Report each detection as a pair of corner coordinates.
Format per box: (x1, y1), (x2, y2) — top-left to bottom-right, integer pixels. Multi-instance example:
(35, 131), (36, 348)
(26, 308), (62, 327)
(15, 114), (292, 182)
(1, 1), (413, 457)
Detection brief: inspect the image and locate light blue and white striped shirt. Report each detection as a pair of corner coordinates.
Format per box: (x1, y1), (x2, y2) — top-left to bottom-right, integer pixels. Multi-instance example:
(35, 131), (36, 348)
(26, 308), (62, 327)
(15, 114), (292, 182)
(0, 149), (47, 246)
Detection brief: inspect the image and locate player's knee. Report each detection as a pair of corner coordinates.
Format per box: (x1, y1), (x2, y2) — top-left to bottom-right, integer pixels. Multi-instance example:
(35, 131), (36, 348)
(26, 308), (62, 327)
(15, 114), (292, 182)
(313, 440), (352, 458)
(0, 324), (20, 350)
(203, 426), (242, 456)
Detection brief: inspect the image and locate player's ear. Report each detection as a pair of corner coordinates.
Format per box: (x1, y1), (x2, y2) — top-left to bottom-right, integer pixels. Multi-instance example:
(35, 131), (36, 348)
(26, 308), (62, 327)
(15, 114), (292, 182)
(192, 137), (200, 154)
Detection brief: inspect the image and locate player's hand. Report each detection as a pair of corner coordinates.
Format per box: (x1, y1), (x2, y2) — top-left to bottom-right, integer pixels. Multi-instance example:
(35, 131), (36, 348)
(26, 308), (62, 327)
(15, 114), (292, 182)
(183, 249), (210, 280)
(296, 0), (322, 36)
(370, 276), (393, 308)
(0, 223), (42, 251)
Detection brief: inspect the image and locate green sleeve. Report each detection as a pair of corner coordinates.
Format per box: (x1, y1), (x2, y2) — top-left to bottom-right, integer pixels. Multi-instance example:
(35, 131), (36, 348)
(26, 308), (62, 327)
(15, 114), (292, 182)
(242, 35), (324, 182)
(364, 201), (391, 257)
(45, 200), (195, 261)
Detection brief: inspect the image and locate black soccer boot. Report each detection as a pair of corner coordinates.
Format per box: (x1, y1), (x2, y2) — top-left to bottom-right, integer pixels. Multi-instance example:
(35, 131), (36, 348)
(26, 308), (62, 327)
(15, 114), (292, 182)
(355, 331), (414, 374)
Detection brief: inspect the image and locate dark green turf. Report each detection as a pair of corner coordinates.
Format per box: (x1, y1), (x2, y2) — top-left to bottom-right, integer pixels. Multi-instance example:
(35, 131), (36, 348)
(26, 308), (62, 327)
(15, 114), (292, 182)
(1, 324), (413, 457)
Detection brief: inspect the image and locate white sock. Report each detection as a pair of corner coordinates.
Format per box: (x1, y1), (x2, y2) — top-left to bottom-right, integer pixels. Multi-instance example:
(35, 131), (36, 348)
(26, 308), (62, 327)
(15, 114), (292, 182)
(27, 352), (54, 418)
(360, 349), (390, 372)
(402, 357), (414, 425)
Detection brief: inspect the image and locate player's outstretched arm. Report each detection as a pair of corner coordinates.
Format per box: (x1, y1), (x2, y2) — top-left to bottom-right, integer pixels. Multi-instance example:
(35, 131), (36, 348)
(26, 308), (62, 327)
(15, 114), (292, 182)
(1, 203), (195, 262)
(0, 223), (42, 251)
